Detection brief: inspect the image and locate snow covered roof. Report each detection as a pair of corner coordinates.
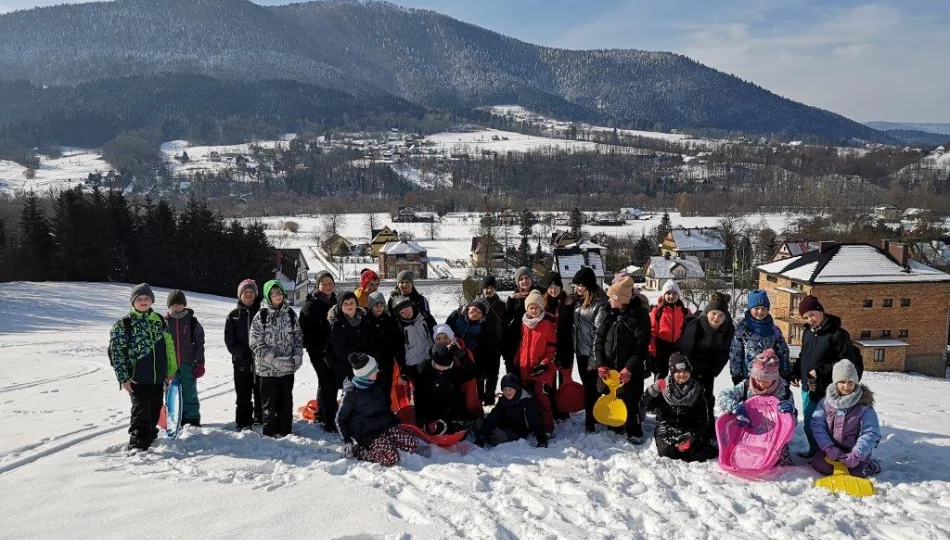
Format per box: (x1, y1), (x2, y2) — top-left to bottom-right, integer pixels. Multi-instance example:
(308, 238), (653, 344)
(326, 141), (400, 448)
(553, 252), (605, 279)
(380, 241), (426, 255)
(669, 228), (725, 252)
(564, 239), (605, 251)
(757, 243), (950, 284)
(854, 339), (910, 348)
(647, 256), (705, 279)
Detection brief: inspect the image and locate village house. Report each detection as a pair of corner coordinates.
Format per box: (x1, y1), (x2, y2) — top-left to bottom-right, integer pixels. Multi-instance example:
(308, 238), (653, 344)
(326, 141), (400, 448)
(619, 207), (643, 220)
(756, 241), (950, 377)
(323, 234), (355, 257)
(643, 254), (705, 291)
(873, 204), (902, 222)
(378, 241), (428, 280)
(370, 226), (399, 257)
(771, 239), (821, 261)
(470, 236), (506, 268)
(553, 239), (608, 283)
(549, 230), (580, 249)
(392, 206), (436, 223)
(589, 213), (626, 226)
(273, 248), (312, 306)
(661, 227), (727, 272)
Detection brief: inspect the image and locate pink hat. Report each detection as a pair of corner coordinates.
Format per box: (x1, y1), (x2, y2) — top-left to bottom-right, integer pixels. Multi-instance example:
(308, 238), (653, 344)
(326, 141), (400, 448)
(750, 349), (780, 382)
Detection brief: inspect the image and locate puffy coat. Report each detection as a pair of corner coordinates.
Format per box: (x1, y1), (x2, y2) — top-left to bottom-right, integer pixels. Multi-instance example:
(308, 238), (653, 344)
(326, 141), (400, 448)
(327, 305), (377, 380)
(479, 293), (507, 337)
(729, 314), (791, 381)
(678, 315), (735, 379)
(715, 380), (797, 419)
(365, 311), (405, 373)
(543, 291), (576, 369)
(224, 299), (261, 372)
(446, 308), (498, 370)
(406, 349), (477, 425)
(592, 296), (652, 375)
(573, 291), (608, 358)
(649, 301), (691, 356)
(249, 304), (304, 377)
(109, 309), (177, 385)
(647, 380), (709, 446)
(299, 291), (336, 360)
(476, 388), (548, 445)
(517, 315), (558, 386)
(811, 385), (880, 458)
(165, 308), (205, 366)
(399, 310), (434, 368)
(336, 379), (400, 446)
(793, 315), (861, 401)
(501, 291), (531, 362)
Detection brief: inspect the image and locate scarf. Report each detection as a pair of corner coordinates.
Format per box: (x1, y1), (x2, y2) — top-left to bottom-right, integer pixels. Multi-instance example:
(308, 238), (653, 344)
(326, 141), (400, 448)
(663, 377), (702, 408)
(352, 376), (375, 389)
(748, 377), (781, 397)
(522, 312), (544, 330)
(346, 310), (363, 328)
(744, 311), (775, 338)
(168, 309), (188, 320)
(825, 383), (863, 410)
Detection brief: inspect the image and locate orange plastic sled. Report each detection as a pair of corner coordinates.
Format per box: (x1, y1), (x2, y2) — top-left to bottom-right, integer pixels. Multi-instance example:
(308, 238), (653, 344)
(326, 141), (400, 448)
(400, 423), (467, 447)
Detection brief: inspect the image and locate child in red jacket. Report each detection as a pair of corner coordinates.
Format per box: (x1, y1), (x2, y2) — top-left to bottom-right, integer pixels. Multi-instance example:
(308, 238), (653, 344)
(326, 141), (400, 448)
(517, 290), (557, 432)
(650, 280), (691, 379)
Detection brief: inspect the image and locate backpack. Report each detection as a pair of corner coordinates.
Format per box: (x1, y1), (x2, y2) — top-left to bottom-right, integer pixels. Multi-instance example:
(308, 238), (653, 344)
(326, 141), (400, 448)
(260, 307), (297, 328)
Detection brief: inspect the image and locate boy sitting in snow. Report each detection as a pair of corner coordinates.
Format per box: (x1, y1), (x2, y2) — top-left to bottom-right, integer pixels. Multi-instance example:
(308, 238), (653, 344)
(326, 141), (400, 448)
(809, 359), (881, 478)
(474, 374), (549, 448)
(337, 353), (418, 467)
(404, 342), (478, 435)
(641, 354), (716, 462)
(108, 283), (177, 452)
(716, 349), (796, 465)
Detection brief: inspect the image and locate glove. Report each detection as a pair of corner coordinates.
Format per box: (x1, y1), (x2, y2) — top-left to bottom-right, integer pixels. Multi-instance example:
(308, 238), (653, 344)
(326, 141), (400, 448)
(656, 379), (667, 393)
(777, 401), (795, 414)
(292, 355), (303, 370)
(734, 405), (750, 427)
(597, 366), (609, 380)
(194, 363), (205, 378)
(731, 375), (743, 385)
(676, 439), (692, 452)
(618, 368), (632, 384)
(823, 446), (843, 462)
(841, 452), (864, 468)
(530, 362), (551, 377)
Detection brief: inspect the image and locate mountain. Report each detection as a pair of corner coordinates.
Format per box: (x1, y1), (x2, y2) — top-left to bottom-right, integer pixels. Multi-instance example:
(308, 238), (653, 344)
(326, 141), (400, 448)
(879, 129), (949, 148)
(865, 122), (950, 135)
(0, 0), (886, 142)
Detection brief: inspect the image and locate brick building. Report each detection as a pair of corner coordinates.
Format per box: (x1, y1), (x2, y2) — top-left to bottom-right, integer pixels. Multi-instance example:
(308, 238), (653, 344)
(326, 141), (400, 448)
(378, 240), (428, 280)
(756, 241), (950, 377)
(661, 227), (726, 271)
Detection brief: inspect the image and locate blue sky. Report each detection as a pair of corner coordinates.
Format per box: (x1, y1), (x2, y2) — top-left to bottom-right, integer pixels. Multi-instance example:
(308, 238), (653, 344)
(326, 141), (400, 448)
(1, 0), (946, 122)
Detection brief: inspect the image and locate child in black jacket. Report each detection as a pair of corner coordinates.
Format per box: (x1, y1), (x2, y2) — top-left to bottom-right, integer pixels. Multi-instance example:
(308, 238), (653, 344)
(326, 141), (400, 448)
(641, 354), (717, 462)
(474, 374), (548, 448)
(406, 343), (477, 432)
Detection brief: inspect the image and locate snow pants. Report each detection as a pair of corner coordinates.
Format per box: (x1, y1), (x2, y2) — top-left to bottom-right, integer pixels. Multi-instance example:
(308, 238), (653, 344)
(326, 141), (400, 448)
(578, 356), (600, 431)
(655, 435), (718, 463)
(693, 371), (717, 442)
(810, 449), (881, 478)
(525, 378), (554, 432)
(178, 363), (200, 423)
(801, 389), (819, 455)
(477, 354), (501, 406)
(355, 426), (419, 467)
(129, 383), (163, 451)
(260, 374), (294, 437)
(233, 367), (262, 429)
(311, 353), (339, 430)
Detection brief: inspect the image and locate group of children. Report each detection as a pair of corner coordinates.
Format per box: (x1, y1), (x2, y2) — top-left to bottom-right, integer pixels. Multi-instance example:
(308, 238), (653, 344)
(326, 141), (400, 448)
(108, 274), (882, 478)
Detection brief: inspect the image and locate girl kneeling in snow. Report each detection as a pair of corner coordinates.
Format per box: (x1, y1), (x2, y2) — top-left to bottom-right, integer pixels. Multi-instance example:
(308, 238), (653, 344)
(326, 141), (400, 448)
(337, 353), (418, 467)
(809, 360), (881, 478)
(474, 374), (549, 448)
(716, 349), (796, 465)
(405, 342), (478, 434)
(642, 354), (717, 462)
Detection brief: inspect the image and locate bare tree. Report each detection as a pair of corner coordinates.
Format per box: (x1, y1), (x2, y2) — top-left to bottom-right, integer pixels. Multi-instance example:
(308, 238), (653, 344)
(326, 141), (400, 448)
(425, 217), (441, 240)
(364, 212), (379, 239)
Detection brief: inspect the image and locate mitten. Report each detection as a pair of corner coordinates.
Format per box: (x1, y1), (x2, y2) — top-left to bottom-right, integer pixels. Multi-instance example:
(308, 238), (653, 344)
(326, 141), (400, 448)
(777, 401), (794, 414)
(676, 439), (692, 452)
(618, 368), (632, 384)
(841, 452), (864, 468)
(734, 404), (751, 427)
(194, 363), (206, 378)
(597, 366), (609, 380)
(823, 446), (843, 462)
(530, 362), (551, 377)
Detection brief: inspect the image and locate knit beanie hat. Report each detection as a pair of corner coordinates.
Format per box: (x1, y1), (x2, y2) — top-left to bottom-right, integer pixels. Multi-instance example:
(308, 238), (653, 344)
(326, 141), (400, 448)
(669, 352), (691, 373)
(540, 271), (563, 290)
(612, 272), (630, 285)
(482, 275), (497, 289)
(432, 344), (455, 368)
(392, 295), (414, 315)
(367, 291), (387, 309)
(748, 289), (771, 309)
(571, 267), (597, 290)
(359, 269), (379, 289)
(237, 279), (258, 299)
(349, 353), (378, 378)
(500, 373), (522, 394)
(524, 290), (544, 311)
(432, 323), (456, 342)
(166, 289), (187, 307)
(468, 298), (488, 317)
(130, 283), (155, 305)
(396, 270), (414, 284)
(750, 349), (780, 382)
(661, 279), (682, 296)
(798, 295), (824, 316)
(705, 298), (729, 316)
(316, 271), (335, 285)
(607, 276), (635, 303)
(832, 359), (860, 384)
(515, 266), (532, 283)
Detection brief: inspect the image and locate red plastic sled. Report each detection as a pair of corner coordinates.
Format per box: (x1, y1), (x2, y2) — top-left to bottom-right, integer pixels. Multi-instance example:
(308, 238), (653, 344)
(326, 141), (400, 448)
(396, 405), (417, 425)
(158, 405), (168, 430)
(400, 423), (467, 447)
(555, 379), (585, 413)
(391, 365), (413, 412)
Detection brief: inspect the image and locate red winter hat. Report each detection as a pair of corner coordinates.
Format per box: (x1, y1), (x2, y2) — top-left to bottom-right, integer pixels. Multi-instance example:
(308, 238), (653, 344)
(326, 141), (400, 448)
(359, 269), (379, 289)
(798, 295), (824, 317)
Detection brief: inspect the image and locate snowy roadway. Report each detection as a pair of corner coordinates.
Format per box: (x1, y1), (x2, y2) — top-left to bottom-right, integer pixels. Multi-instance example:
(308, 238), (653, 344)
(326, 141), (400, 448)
(1, 282), (949, 539)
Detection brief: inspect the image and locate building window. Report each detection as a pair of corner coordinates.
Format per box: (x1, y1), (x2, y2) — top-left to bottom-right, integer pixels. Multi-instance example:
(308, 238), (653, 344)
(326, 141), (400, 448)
(862, 299), (873, 308)
(766, 275), (778, 283)
(883, 299), (893, 308)
(791, 282), (803, 290)
(860, 331), (871, 339)
(791, 296), (802, 313)
(880, 330), (891, 339)
(873, 349), (885, 363)
(898, 329), (909, 338)
(901, 298), (911, 307)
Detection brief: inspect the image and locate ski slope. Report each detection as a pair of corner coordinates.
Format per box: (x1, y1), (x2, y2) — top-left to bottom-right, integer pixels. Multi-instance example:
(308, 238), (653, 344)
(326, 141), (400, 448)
(1, 282), (949, 540)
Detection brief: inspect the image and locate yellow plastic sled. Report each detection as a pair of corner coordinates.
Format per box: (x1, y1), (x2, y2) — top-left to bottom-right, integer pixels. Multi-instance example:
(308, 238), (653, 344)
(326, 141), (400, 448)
(814, 459), (875, 497)
(593, 370), (627, 427)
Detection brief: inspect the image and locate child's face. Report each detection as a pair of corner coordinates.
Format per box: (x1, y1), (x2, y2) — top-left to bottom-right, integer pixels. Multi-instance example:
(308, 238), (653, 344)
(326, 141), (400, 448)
(398, 281), (413, 295)
(518, 275), (532, 291)
(318, 278), (335, 295)
(750, 306), (770, 320)
(608, 296), (626, 309)
(574, 284), (588, 296)
(168, 304), (185, 315)
(366, 279), (379, 293)
(368, 371), (378, 381)
(133, 295), (153, 312)
(342, 298), (357, 316)
(547, 284), (562, 297)
(467, 306), (483, 321)
(706, 310), (726, 328)
(483, 286), (495, 297)
(526, 304), (542, 318)
(802, 310), (824, 327)
(502, 387), (517, 400)
(269, 288), (284, 307)
(663, 291), (679, 304)
(435, 334), (451, 346)
(673, 370), (691, 384)
(399, 306), (414, 319)
(371, 304), (386, 317)
(837, 380), (856, 395)
(240, 289), (256, 306)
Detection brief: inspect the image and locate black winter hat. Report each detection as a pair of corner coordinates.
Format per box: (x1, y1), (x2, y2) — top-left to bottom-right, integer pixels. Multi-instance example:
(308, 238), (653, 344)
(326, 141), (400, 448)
(166, 289), (187, 307)
(482, 275), (497, 289)
(130, 283), (155, 305)
(500, 373), (522, 394)
(467, 298), (488, 317)
(571, 267), (597, 290)
(541, 271), (563, 290)
(705, 298), (729, 316)
(432, 344), (455, 368)
(337, 291), (358, 309)
(669, 352), (692, 373)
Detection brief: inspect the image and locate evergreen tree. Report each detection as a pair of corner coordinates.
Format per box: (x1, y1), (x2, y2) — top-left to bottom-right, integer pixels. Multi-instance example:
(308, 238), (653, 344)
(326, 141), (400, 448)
(106, 190), (139, 281)
(19, 191), (54, 281)
(656, 211), (672, 246)
(517, 209), (533, 267)
(51, 187), (87, 280)
(569, 208), (584, 238)
(177, 195), (224, 293)
(138, 199), (179, 287)
(634, 232), (655, 266)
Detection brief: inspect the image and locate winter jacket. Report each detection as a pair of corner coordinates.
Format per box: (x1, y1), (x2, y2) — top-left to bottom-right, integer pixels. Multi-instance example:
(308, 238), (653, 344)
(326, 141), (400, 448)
(327, 305), (376, 378)
(811, 385), (880, 458)
(729, 315), (791, 381)
(678, 315), (735, 379)
(479, 293), (507, 337)
(406, 350), (477, 425)
(446, 308), (498, 370)
(501, 291), (531, 361)
(543, 291), (576, 369)
(399, 310), (434, 368)
(388, 288), (436, 328)
(336, 379), (400, 446)
(573, 291), (608, 358)
(354, 287), (372, 309)
(365, 311), (405, 373)
(299, 291), (336, 360)
(249, 304), (304, 378)
(476, 388), (548, 445)
(715, 379), (797, 420)
(517, 315), (558, 386)
(793, 315), (860, 401)
(649, 301), (691, 356)
(165, 309), (205, 367)
(109, 309), (177, 385)
(645, 380), (708, 446)
(225, 299), (261, 372)
(592, 296), (652, 375)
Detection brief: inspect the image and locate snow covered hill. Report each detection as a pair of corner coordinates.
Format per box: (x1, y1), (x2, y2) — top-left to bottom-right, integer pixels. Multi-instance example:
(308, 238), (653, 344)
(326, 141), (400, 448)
(1, 282), (949, 539)
(0, 149), (110, 194)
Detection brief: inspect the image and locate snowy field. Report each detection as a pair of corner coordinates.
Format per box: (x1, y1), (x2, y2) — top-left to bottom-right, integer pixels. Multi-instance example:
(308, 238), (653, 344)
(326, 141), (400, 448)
(0, 149), (110, 194)
(1, 281), (949, 539)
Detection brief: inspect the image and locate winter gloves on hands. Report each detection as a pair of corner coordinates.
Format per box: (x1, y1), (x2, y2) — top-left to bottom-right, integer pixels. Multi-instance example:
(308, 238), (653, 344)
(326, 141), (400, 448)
(777, 401), (794, 414)
(619, 368), (632, 384)
(841, 452), (865, 468)
(734, 404), (751, 428)
(597, 366), (609, 380)
(194, 363), (205, 378)
(824, 446), (843, 462)
(530, 362), (552, 377)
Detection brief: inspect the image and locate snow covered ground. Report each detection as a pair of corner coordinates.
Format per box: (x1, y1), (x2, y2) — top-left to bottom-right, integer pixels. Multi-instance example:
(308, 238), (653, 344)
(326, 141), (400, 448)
(0, 149), (110, 193)
(2, 281), (949, 539)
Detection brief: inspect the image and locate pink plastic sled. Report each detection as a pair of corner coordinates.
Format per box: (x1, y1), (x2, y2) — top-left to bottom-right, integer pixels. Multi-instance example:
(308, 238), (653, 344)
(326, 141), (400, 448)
(716, 395), (795, 475)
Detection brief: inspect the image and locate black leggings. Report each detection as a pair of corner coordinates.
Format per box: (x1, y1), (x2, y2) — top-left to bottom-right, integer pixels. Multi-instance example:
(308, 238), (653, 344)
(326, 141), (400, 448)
(578, 356), (599, 430)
